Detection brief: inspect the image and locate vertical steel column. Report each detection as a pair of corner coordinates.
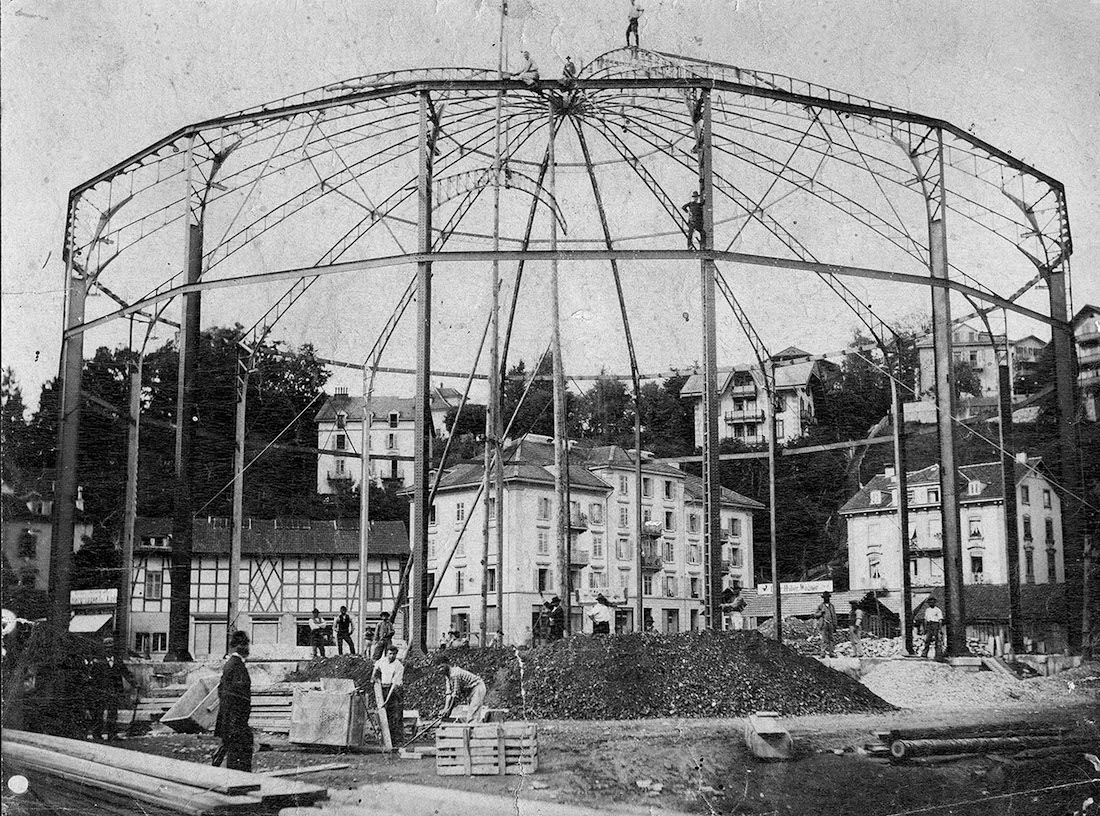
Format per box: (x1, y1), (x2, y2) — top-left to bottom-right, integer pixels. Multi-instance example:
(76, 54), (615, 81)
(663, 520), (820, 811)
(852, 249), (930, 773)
(547, 98), (571, 632)
(51, 227), (87, 631)
(891, 374), (913, 652)
(488, 0), (507, 648)
(698, 90), (722, 627)
(227, 360), (248, 647)
(927, 137), (966, 656)
(996, 359), (1023, 653)
(167, 138), (201, 662)
(117, 359), (143, 656)
(410, 92), (434, 656)
(1044, 263), (1084, 652)
(764, 361), (782, 640)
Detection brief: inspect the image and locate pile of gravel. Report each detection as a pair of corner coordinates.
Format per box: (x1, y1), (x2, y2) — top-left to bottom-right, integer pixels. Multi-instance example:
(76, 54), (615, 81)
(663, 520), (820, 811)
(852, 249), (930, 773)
(289, 630), (893, 719)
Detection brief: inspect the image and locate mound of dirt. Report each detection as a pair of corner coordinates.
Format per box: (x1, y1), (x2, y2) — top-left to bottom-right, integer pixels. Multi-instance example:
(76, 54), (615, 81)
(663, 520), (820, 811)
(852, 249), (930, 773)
(288, 630), (894, 719)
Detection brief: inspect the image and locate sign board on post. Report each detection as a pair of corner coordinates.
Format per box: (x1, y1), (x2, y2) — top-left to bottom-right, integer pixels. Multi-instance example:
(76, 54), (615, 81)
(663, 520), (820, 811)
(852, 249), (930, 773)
(756, 581), (833, 596)
(70, 588), (118, 606)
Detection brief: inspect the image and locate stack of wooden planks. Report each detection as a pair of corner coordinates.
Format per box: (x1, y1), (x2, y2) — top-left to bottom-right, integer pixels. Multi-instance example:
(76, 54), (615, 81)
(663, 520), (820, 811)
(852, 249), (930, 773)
(136, 685), (189, 722)
(435, 722), (538, 776)
(2, 728), (328, 815)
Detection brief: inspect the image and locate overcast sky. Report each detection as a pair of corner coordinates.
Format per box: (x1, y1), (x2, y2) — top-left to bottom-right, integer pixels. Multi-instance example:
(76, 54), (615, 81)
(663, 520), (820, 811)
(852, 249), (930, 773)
(2, 0), (1098, 406)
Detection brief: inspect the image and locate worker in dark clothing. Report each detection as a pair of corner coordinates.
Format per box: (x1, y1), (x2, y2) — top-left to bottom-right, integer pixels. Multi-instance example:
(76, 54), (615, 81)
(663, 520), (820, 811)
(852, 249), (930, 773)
(626, 0), (643, 48)
(546, 596), (565, 641)
(683, 191), (706, 249)
(372, 611), (395, 661)
(335, 606), (355, 655)
(96, 637), (134, 740)
(213, 630), (253, 771)
(560, 56), (578, 89)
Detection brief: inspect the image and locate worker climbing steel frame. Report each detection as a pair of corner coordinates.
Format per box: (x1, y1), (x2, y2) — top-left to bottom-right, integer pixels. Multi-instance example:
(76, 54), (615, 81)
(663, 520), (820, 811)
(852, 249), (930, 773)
(52, 49), (1085, 655)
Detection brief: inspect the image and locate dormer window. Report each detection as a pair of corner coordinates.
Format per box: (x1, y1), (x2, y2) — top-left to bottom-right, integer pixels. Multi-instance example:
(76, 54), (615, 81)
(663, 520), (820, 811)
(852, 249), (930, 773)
(870, 490), (883, 505)
(389, 411), (400, 428)
(336, 411), (347, 430)
(967, 480), (983, 496)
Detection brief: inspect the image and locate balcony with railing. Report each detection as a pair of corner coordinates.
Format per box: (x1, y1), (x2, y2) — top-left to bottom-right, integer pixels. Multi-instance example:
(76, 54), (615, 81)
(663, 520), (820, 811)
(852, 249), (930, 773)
(728, 383), (757, 397)
(327, 470), (354, 486)
(570, 550), (590, 567)
(723, 409), (764, 424)
(569, 510), (589, 531)
(640, 549), (663, 571)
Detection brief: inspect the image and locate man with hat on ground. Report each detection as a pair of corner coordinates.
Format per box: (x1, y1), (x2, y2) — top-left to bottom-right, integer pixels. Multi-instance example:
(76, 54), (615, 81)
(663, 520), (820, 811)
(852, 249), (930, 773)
(213, 631), (253, 771)
(546, 596), (565, 641)
(921, 597), (944, 660)
(813, 591), (838, 657)
(373, 611), (395, 661)
(587, 594), (614, 635)
(370, 645), (405, 744)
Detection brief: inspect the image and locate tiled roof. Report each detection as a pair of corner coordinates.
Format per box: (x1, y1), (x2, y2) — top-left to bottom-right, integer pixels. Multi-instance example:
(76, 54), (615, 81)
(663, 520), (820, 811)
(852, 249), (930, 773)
(134, 518), (409, 556)
(432, 460), (611, 492)
(576, 445), (686, 477)
(740, 588), (870, 618)
(913, 583), (1066, 623)
(680, 359), (834, 396)
(314, 395), (416, 422)
(839, 459), (1042, 514)
(681, 474), (764, 509)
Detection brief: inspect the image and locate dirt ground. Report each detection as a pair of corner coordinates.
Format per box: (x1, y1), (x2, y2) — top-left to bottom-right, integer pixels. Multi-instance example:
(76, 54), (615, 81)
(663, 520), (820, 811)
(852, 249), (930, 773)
(107, 666), (1098, 816)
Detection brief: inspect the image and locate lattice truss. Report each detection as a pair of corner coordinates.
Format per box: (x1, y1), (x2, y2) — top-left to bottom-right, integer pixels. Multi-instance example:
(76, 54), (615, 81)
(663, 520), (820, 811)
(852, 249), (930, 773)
(64, 48), (1070, 356)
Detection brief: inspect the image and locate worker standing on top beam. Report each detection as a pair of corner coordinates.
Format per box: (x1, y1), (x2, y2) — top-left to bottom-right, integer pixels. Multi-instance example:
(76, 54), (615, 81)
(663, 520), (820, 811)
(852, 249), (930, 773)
(683, 191), (706, 250)
(626, 0), (643, 48)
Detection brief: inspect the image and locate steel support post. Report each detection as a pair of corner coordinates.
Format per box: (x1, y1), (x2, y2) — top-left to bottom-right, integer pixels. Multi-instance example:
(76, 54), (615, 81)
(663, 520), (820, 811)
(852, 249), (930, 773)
(996, 360), (1024, 653)
(929, 219), (966, 656)
(117, 360), (143, 657)
(51, 247), (87, 631)
(410, 91), (434, 656)
(698, 91), (723, 628)
(766, 360), (782, 640)
(227, 362), (248, 648)
(890, 375), (914, 652)
(547, 99), (571, 633)
(1044, 263), (1084, 653)
(167, 139), (202, 662)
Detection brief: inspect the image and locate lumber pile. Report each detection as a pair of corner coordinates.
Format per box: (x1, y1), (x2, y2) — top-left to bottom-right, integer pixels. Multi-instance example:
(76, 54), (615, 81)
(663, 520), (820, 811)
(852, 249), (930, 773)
(435, 722), (538, 776)
(135, 685), (189, 722)
(860, 721), (1090, 764)
(1, 728), (328, 815)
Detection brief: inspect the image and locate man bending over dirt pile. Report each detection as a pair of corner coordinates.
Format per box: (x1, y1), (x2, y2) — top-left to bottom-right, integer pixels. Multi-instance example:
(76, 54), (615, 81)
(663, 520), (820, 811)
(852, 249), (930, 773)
(437, 655), (488, 723)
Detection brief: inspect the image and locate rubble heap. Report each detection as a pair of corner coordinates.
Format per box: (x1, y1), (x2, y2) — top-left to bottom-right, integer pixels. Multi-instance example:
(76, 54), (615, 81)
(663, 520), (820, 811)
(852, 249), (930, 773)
(289, 630), (894, 719)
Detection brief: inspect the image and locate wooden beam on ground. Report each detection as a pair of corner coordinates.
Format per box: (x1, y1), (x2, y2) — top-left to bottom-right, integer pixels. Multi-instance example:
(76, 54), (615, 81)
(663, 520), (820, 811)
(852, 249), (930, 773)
(261, 762), (350, 777)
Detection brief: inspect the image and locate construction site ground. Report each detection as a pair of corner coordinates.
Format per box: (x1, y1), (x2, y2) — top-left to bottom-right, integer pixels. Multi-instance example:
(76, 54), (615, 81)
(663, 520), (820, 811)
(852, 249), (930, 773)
(116, 658), (1099, 816)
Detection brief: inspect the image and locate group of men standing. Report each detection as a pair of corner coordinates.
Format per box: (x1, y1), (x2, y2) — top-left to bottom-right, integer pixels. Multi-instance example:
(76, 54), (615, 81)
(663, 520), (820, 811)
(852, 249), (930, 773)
(306, 607), (394, 660)
(812, 591), (946, 659)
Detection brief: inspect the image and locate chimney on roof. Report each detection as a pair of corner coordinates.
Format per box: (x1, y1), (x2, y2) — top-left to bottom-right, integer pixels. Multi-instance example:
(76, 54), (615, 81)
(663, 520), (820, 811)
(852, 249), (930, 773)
(334, 386), (349, 397)
(884, 466), (895, 479)
(1015, 452), (1028, 464)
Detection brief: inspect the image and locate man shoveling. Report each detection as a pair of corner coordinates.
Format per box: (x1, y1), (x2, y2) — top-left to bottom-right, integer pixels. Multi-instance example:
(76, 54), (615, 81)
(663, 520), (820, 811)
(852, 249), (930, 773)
(437, 655), (488, 723)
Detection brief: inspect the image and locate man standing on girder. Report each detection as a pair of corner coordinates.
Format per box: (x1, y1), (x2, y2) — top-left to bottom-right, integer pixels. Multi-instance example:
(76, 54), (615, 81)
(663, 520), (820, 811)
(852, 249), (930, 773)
(626, 0), (643, 48)
(683, 191), (706, 250)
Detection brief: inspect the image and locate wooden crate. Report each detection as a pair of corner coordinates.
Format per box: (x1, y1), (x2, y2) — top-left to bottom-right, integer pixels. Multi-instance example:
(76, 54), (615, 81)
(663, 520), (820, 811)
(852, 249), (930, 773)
(289, 689), (368, 747)
(435, 722), (538, 776)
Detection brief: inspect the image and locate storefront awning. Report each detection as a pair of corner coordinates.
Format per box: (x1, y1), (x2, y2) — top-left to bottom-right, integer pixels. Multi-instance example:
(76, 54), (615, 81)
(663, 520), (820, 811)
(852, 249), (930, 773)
(69, 613), (113, 633)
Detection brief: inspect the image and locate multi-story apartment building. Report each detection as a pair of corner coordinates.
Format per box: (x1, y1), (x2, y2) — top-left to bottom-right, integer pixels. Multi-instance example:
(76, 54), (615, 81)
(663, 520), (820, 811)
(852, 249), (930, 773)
(1074, 304), (1100, 421)
(127, 517), (408, 659)
(915, 326), (1047, 401)
(314, 384), (463, 494)
(420, 435), (762, 645)
(681, 347), (836, 447)
(1, 479), (90, 594)
(840, 454), (1063, 594)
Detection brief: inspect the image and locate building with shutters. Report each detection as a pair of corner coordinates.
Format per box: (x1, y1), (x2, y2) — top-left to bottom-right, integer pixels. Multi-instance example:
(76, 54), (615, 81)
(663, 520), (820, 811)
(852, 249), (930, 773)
(1, 478), (91, 596)
(680, 347), (837, 448)
(419, 434), (762, 646)
(314, 385), (464, 494)
(1075, 303), (1100, 421)
(840, 454), (1064, 595)
(127, 516), (408, 659)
